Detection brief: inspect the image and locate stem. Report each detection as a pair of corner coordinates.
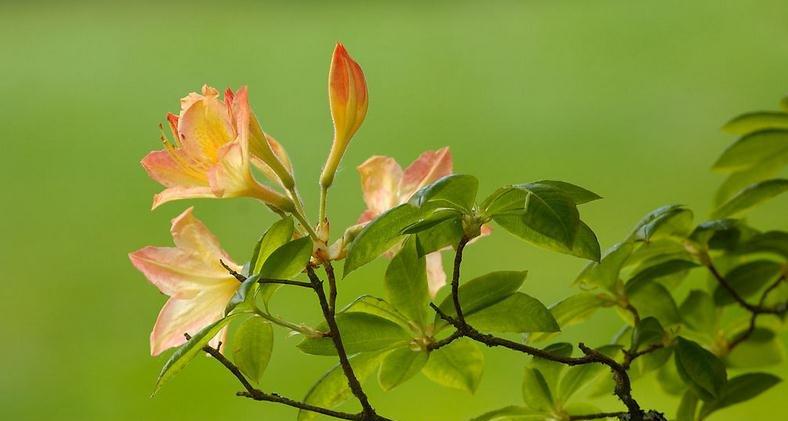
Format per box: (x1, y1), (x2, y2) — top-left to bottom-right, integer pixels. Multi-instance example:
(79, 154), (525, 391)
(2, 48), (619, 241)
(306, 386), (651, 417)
(293, 210), (320, 242)
(306, 266), (386, 420)
(569, 412), (627, 420)
(192, 335), (364, 420)
(319, 185), (329, 226)
(728, 275), (786, 351)
(705, 262), (786, 315)
(325, 261), (338, 315)
(451, 236), (470, 324)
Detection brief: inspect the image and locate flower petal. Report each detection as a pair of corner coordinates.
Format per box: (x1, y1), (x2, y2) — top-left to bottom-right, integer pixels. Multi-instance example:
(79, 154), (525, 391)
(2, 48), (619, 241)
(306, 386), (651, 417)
(149, 282), (238, 356)
(141, 149), (205, 188)
(425, 252), (447, 298)
(178, 85), (235, 162)
(129, 246), (232, 298)
(398, 147), (453, 200)
(151, 186), (216, 210)
(169, 207), (234, 262)
(357, 155), (403, 220)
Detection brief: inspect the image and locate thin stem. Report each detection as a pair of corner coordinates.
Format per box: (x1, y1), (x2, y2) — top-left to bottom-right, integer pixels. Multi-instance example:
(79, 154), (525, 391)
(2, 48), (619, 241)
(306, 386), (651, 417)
(319, 185), (329, 226)
(705, 262), (786, 315)
(306, 266), (386, 420)
(190, 334), (363, 420)
(325, 261), (338, 315)
(728, 275), (786, 351)
(451, 236), (470, 324)
(220, 260), (313, 288)
(569, 412), (627, 420)
(293, 210), (320, 242)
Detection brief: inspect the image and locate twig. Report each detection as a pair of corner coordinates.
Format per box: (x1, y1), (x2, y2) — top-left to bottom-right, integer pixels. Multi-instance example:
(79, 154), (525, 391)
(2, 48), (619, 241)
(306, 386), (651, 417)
(184, 334), (362, 420)
(569, 412), (627, 420)
(705, 263), (786, 315)
(306, 266), (388, 421)
(325, 261), (339, 315)
(728, 275), (786, 351)
(220, 259), (314, 288)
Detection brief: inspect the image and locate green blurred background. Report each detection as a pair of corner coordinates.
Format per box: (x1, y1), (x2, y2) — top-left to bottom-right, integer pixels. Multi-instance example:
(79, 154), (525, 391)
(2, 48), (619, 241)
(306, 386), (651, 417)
(1, 0), (786, 419)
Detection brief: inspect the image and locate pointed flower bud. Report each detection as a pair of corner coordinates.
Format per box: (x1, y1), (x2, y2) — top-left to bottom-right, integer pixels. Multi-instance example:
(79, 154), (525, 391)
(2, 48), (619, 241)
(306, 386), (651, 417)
(320, 43), (369, 188)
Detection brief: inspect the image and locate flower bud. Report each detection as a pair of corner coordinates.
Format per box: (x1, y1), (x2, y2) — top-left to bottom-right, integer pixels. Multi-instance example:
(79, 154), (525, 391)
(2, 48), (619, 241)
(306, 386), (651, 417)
(320, 43), (368, 188)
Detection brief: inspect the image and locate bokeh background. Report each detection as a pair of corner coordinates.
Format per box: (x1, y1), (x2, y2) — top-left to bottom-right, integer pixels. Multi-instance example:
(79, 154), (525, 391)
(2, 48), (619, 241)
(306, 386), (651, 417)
(1, 0), (787, 419)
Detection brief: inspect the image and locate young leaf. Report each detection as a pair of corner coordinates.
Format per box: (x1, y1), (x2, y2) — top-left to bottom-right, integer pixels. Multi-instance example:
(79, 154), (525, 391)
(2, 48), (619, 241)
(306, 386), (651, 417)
(414, 217), (464, 256)
(713, 260), (782, 306)
(340, 295), (411, 329)
(698, 373), (781, 419)
(713, 129), (788, 172)
(521, 368), (553, 411)
(676, 391), (699, 421)
(690, 219), (746, 250)
(464, 293), (559, 334)
(225, 274), (260, 315)
(631, 317), (665, 350)
(232, 316), (273, 384)
(675, 337), (728, 402)
(409, 174), (479, 212)
(298, 352), (386, 421)
(492, 183), (580, 249)
(470, 406), (544, 421)
(575, 242), (634, 291)
(726, 328), (784, 368)
(630, 205), (694, 242)
(680, 290), (717, 334)
(735, 230), (788, 259)
(529, 293), (607, 343)
(259, 237), (312, 280)
(529, 343), (573, 392)
(627, 259), (698, 286)
(557, 363), (606, 403)
(385, 239), (429, 328)
(344, 204), (419, 276)
(715, 154), (785, 205)
(528, 180), (602, 204)
(297, 312), (411, 355)
(422, 338), (484, 393)
(712, 178), (788, 218)
(625, 278), (682, 325)
(657, 354), (686, 396)
(378, 347), (429, 391)
(495, 213), (600, 261)
(722, 111), (788, 135)
(401, 208), (462, 234)
(435, 271), (527, 329)
(153, 312), (246, 395)
(249, 217), (294, 275)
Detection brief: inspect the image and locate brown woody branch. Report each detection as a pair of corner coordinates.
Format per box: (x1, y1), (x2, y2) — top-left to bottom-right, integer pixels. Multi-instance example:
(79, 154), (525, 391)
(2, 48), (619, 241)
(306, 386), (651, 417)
(728, 274), (786, 351)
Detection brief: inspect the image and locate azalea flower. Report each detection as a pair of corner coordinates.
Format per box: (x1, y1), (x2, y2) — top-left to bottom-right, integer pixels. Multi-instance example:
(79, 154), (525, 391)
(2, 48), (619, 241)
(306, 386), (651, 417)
(141, 85), (294, 211)
(129, 207), (240, 356)
(320, 43), (369, 189)
(356, 148), (454, 297)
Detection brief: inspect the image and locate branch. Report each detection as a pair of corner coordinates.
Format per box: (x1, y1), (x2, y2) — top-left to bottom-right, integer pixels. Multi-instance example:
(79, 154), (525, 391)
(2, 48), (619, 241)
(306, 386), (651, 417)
(705, 262), (786, 315)
(306, 266), (389, 421)
(569, 411), (627, 420)
(220, 259), (314, 288)
(430, 237), (652, 421)
(728, 274), (786, 351)
(186, 334), (362, 420)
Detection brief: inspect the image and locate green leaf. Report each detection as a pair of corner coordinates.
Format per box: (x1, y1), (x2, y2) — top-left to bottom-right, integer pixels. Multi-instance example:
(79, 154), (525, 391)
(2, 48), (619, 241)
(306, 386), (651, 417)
(385, 239), (429, 327)
(344, 204), (419, 276)
(575, 242), (634, 290)
(735, 230), (788, 259)
(528, 180), (602, 204)
(690, 219), (747, 250)
(491, 183), (580, 249)
(153, 312), (245, 395)
(631, 317), (664, 350)
(435, 270), (527, 329)
(558, 363), (606, 403)
(714, 154), (786, 205)
(529, 293), (607, 343)
(414, 217), (464, 256)
(521, 368), (553, 411)
(298, 352), (385, 421)
(713, 129), (788, 172)
(423, 338), (484, 393)
(627, 259), (698, 286)
(722, 111), (788, 135)
(249, 217), (294, 275)
(378, 347), (429, 391)
(465, 293), (559, 334)
(409, 174), (479, 212)
(630, 346), (673, 379)
(698, 373), (781, 419)
(676, 391), (699, 421)
(713, 260), (782, 306)
(297, 313), (411, 355)
(495, 212), (600, 261)
(626, 277), (681, 325)
(675, 337), (727, 402)
(470, 406), (544, 421)
(712, 178), (788, 218)
(726, 328), (784, 368)
(225, 274), (259, 315)
(657, 354), (686, 396)
(529, 343), (572, 392)
(340, 295), (410, 329)
(680, 290), (717, 334)
(630, 205), (694, 242)
(259, 237), (312, 280)
(232, 316), (273, 384)
(401, 208), (462, 234)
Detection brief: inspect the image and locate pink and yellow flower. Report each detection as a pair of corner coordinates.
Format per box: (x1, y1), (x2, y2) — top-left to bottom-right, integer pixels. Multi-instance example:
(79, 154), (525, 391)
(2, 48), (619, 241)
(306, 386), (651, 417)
(356, 148), (454, 296)
(142, 85), (294, 211)
(129, 208), (240, 356)
(320, 43), (369, 189)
